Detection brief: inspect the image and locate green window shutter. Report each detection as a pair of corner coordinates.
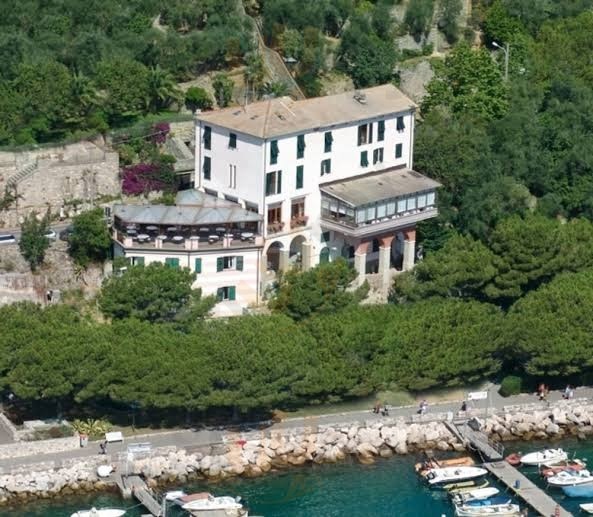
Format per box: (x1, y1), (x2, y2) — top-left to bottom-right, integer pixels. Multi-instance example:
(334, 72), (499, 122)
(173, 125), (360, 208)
(378, 120), (385, 141)
(229, 286), (236, 300)
(296, 165), (304, 189)
(216, 257), (223, 272)
(229, 133), (237, 148)
(297, 134), (305, 158)
(270, 140), (279, 164)
(165, 257), (179, 268)
(360, 151), (368, 167)
(203, 156), (211, 180)
(203, 126), (211, 149)
(277, 170), (282, 194)
(266, 172), (274, 196)
(217, 288), (223, 301)
(324, 132), (333, 153)
(396, 116), (405, 131)
(327, 159), (331, 173)
(395, 143), (403, 158)
(236, 256), (244, 271)
(369, 123), (373, 143)
(194, 258), (202, 273)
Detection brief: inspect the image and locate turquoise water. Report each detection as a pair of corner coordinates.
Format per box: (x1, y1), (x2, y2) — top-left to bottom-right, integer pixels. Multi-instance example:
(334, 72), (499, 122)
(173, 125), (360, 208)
(3, 439), (593, 516)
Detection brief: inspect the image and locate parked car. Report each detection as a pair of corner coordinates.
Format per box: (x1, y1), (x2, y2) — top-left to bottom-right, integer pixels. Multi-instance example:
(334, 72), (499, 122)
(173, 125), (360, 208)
(59, 226), (74, 241)
(45, 229), (57, 240)
(0, 234), (17, 245)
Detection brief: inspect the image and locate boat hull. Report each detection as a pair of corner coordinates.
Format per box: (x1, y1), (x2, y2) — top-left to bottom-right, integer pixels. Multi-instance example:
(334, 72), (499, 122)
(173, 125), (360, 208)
(454, 503), (521, 516)
(71, 510), (125, 517)
(562, 483), (593, 498)
(426, 467), (488, 486)
(521, 449), (567, 466)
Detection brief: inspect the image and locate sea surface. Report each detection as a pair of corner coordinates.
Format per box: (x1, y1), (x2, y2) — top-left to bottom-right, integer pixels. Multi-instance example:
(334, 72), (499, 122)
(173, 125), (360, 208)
(3, 438), (593, 517)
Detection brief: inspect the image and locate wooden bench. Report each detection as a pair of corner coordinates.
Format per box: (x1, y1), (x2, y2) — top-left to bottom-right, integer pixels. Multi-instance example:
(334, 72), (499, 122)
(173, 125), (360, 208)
(105, 431), (124, 443)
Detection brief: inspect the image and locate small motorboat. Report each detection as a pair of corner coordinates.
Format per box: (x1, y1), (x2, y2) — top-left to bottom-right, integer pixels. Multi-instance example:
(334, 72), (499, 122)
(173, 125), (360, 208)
(505, 453), (521, 466)
(562, 483), (593, 498)
(580, 503), (593, 514)
(424, 466), (488, 486)
(446, 480), (490, 493)
(179, 492), (247, 516)
(520, 448), (567, 466)
(164, 489), (186, 501)
(416, 455), (475, 475)
(547, 469), (593, 487)
(454, 503), (521, 516)
(71, 509), (126, 517)
(452, 487), (500, 503)
(464, 496), (513, 507)
(541, 459), (586, 477)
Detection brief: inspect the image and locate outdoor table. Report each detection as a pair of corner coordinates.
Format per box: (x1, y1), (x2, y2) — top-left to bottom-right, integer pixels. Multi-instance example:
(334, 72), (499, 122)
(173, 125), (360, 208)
(199, 227), (209, 233)
(126, 224), (137, 230)
(172, 235), (184, 243)
(156, 234), (167, 241)
(224, 233), (234, 239)
(145, 225), (158, 232)
(137, 233), (150, 243)
(166, 226), (177, 233)
(208, 235), (219, 243)
(215, 227), (225, 234)
(126, 229), (137, 236)
(241, 232), (254, 241)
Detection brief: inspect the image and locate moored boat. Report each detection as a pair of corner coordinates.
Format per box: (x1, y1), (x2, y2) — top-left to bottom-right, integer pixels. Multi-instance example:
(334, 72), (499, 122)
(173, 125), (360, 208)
(580, 503), (593, 514)
(179, 492), (247, 516)
(451, 487), (500, 504)
(446, 480), (490, 493)
(415, 456), (475, 475)
(164, 489), (186, 501)
(71, 509), (125, 517)
(562, 483), (593, 498)
(454, 502), (521, 516)
(425, 466), (488, 486)
(541, 459), (586, 477)
(520, 448), (567, 466)
(547, 469), (593, 487)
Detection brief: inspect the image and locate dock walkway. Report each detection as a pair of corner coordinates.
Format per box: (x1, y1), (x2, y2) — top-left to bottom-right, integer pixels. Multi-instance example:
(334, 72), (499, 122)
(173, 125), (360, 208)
(446, 421), (504, 461)
(122, 475), (162, 516)
(484, 461), (572, 517)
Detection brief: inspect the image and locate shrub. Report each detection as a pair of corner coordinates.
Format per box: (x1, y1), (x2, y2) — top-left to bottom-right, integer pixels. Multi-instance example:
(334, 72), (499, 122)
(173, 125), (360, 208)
(499, 375), (522, 397)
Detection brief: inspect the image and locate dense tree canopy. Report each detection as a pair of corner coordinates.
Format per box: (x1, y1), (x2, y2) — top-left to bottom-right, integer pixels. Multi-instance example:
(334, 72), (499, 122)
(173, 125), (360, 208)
(68, 208), (111, 267)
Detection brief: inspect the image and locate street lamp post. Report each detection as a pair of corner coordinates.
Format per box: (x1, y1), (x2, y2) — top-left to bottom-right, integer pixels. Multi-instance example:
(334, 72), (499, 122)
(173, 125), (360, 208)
(492, 41), (510, 81)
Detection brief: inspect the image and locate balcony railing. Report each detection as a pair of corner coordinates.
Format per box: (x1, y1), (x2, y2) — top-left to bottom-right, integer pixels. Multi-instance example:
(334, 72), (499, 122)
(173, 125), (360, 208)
(267, 221), (285, 234)
(290, 215), (308, 229)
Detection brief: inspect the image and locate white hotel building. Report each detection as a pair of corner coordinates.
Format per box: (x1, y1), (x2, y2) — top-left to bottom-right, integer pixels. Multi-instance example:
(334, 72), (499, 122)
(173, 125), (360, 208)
(113, 84), (440, 316)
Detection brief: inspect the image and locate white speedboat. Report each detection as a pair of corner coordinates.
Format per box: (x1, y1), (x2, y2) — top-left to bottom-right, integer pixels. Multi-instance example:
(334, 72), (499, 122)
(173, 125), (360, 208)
(452, 487), (500, 503)
(179, 492), (247, 516)
(425, 466), (488, 486)
(164, 489), (186, 501)
(71, 509), (125, 517)
(520, 448), (567, 466)
(454, 502), (521, 516)
(547, 469), (593, 487)
(580, 503), (593, 514)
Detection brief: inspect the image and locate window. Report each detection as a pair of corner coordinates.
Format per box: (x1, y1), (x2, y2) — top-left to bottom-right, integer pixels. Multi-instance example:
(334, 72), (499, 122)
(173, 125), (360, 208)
(357, 124), (368, 146)
(296, 165), (304, 189)
(217, 286), (236, 301)
(297, 134), (305, 159)
(395, 143), (403, 159)
(194, 258), (202, 273)
(217, 256), (244, 271)
(320, 158), (331, 176)
(396, 116), (405, 132)
(267, 205), (282, 224)
(265, 170), (282, 196)
(203, 126), (211, 149)
(131, 257), (144, 266)
(165, 257), (179, 268)
(373, 148), (384, 164)
(270, 140), (279, 164)
(229, 132), (237, 149)
(203, 156), (211, 180)
(245, 201), (259, 213)
(378, 120), (385, 141)
(360, 151), (369, 167)
(291, 199), (305, 218)
(321, 231), (330, 242)
(324, 131), (333, 153)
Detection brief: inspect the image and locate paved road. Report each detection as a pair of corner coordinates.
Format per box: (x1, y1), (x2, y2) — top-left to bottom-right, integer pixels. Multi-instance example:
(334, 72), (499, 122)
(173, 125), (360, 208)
(0, 386), (590, 473)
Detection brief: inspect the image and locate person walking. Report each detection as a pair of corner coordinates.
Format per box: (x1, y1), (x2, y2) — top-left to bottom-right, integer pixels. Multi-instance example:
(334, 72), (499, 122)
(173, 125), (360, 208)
(99, 441), (107, 455)
(418, 400), (428, 415)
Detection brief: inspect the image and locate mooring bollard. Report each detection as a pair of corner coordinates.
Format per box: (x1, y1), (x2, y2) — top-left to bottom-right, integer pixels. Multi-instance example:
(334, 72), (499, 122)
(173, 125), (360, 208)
(514, 479), (520, 489)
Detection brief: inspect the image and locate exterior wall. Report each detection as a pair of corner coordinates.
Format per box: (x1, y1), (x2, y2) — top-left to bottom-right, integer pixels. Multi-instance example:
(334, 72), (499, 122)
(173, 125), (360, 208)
(196, 123), (265, 208)
(114, 244), (261, 318)
(0, 141), (119, 228)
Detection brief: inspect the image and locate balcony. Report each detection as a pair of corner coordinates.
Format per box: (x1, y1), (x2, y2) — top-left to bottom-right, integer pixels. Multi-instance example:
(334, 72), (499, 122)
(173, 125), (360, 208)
(267, 221), (285, 234)
(290, 214), (309, 229)
(319, 166), (441, 238)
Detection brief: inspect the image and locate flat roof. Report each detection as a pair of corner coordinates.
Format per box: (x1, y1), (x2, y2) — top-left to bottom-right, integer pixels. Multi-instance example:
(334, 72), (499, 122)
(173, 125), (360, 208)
(320, 167), (441, 207)
(113, 190), (262, 226)
(196, 84), (416, 139)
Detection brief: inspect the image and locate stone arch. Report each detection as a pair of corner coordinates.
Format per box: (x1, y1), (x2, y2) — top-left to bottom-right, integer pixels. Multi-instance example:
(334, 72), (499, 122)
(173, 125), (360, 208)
(319, 246), (330, 264)
(266, 241), (284, 272)
(289, 234), (306, 260)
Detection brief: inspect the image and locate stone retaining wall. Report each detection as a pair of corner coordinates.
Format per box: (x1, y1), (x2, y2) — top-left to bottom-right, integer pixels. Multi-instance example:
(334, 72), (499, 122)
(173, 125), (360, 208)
(0, 437), (79, 462)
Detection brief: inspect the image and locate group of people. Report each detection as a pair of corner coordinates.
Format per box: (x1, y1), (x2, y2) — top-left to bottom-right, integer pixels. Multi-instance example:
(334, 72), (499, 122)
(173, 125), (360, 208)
(538, 383), (575, 401)
(373, 402), (390, 416)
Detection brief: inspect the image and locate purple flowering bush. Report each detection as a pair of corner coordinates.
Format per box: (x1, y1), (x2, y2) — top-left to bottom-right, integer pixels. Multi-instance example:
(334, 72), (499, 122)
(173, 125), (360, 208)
(151, 122), (170, 145)
(122, 163), (167, 195)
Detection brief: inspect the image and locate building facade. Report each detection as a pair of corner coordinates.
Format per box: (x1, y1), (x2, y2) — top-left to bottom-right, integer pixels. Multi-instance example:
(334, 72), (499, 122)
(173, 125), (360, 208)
(195, 84), (440, 291)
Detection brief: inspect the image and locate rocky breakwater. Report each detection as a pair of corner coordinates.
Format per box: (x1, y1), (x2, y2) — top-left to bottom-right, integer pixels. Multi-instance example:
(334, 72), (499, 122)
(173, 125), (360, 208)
(129, 418), (461, 483)
(483, 402), (593, 442)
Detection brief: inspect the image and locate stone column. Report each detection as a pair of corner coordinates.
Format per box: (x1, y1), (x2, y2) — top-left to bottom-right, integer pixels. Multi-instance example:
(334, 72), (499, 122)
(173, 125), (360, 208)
(354, 241), (369, 286)
(279, 249), (290, 272)
(301, 241), (313, 271)
(378, 235), (395, 290)
(403, 228), (416, 271)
